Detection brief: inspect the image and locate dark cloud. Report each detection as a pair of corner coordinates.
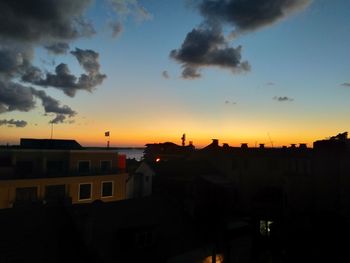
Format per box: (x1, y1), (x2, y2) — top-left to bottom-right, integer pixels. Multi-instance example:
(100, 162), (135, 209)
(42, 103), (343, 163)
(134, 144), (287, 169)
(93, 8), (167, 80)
(266, 81), (275, 86)
(0, 45), (33, 78)
(162, 70), (170, 79)
(110, 21), (123, 38)
(198, 0), (312, 32)
(182, 66), (201, 79)
(172, 0), (311, 78)
(341, 82), (350, 87)
(0, 0), (103, 125)
(31, 88), (76, 117)
(44, 42), (70, 55)
(0, 119), (27, 127)
(29, 63), (78, 97)
(71, 48), (101, 74)
(170, 27), (250, 78)
(49, 114), (66, 124)
(0, 0), (94, 43)
(0, 81), (35, 113)
(22, 49), (107, 97)
(273, 96), (294, 102)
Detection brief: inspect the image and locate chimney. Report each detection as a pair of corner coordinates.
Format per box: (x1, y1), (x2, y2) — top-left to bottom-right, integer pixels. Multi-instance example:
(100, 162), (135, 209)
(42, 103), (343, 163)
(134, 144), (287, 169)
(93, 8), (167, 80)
(259, 143), (265, 149)
(212, 139), (219, 146)
(223, 143), (229, 148)
(299, 143), (307, 149)
(290, 144), (296, 149)
(241, 143), (248, 149)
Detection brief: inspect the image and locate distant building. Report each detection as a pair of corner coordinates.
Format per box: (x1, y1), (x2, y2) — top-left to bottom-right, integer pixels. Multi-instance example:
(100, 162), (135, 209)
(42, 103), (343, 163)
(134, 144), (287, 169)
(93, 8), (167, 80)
(143, 142), (195, 162)
(0, 138), (128, 209)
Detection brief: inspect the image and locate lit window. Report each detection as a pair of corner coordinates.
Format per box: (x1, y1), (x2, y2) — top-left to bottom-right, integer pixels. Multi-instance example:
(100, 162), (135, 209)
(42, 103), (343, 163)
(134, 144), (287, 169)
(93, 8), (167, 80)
(260, 220), (274, 237)
(79, 183), (92, 200)
(101, 181), (113, 197)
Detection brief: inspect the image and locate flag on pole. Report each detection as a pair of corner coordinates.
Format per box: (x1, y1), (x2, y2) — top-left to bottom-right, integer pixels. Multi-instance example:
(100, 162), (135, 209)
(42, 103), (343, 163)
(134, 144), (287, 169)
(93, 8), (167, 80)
(105, 131), (110, 137)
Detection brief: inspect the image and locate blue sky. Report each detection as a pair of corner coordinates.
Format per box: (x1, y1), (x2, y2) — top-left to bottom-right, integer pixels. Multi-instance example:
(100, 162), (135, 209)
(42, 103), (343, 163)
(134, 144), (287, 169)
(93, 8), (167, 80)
(1, 0), (350, 147)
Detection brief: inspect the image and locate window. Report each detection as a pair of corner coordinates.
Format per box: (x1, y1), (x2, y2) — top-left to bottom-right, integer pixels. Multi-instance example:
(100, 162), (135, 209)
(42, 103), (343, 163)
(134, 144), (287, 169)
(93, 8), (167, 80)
(231, 158), (238, 170)
(260, 220), (274, 237)
(0, 156), (11, 167)
(47, 161), (64, 175)
(135, 231), (154, 248)
(45, 184), (66, 201)
(100, 160), (111, 173)
(79, 183), (92, 200)
(101, 181), (113, 197)
(16, 187), (38, 202)
(16, 161), (33, 174)
(78, 161), (90, 174)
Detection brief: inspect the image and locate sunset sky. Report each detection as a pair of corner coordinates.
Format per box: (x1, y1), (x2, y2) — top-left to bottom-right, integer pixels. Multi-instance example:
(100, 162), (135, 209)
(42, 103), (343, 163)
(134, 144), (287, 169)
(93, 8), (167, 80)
(1, 0), (350, 148)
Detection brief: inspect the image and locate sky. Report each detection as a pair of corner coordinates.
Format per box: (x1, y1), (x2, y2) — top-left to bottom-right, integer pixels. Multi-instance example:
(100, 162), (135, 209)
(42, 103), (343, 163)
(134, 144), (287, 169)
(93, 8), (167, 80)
(0, 0), (350, 148)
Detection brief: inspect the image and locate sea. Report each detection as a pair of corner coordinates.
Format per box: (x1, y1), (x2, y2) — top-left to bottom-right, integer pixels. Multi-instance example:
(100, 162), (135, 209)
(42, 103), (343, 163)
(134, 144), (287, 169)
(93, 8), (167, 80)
(117, 148), (144, 161)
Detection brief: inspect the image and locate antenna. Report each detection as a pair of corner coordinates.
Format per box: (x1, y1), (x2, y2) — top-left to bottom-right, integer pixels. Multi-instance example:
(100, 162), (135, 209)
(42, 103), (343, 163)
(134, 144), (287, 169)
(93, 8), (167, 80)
(50, 122), (54, 139)
(181, 133), (186, 146)
(267, 132), (273, 147)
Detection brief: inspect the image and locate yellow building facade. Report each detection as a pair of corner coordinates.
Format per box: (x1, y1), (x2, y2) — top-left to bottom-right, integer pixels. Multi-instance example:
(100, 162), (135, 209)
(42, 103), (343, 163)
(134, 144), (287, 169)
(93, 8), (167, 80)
(0, 145), (128, 209)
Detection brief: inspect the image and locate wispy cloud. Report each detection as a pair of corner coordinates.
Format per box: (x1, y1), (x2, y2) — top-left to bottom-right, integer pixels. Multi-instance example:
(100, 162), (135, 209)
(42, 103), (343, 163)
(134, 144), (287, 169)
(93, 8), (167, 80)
(162, 70), (170, 79)
(273, 96), (294, 102)
(0, 119), (27, 128)
(341, 82), (350, 87)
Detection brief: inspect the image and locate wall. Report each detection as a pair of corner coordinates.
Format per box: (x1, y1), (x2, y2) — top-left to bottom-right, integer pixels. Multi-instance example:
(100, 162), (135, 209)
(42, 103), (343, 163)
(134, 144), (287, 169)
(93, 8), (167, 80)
(0, 173), (127, 209)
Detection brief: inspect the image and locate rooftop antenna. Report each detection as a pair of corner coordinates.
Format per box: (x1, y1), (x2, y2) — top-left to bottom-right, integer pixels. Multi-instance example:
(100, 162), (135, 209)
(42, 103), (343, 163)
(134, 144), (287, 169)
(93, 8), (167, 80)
(267, 132), (274, 148)
(50, 122), (54, 139)
(181, 133), (186, 146)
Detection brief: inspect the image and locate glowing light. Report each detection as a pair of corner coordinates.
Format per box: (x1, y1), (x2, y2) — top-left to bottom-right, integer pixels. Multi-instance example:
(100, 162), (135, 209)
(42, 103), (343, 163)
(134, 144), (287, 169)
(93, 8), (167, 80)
(156, 158), (160, 162)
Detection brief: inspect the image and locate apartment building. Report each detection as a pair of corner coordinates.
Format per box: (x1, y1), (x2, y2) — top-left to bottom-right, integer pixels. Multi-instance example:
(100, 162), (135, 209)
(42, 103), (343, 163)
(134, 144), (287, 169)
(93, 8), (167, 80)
(0, 139), (128, 209)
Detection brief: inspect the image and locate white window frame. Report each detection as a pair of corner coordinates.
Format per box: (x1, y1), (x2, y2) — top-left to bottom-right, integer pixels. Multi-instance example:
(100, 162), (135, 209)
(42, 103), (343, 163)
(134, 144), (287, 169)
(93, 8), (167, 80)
(78, 183), (93, 201)
(101, 181), (114, 198)
(77, 160), (91, 173)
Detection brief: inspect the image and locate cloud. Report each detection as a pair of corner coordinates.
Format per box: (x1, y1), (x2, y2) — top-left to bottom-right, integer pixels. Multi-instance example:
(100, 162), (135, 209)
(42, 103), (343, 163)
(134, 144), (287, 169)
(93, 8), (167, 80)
(71, 48), (102, 74)
(49, 114), (66, 124)
(182, 66), (201, 79)
(31, 88), (76, 123)
(44, 42), (70, 55)
(31, 88), (76, 116)
(22, 49), (106, 97)
(341, 82), (350, 87)
(273, 96), (294, 102)
(110, 21), (123, 38)
(170, 27), (250, 78)
(0, 81), (36, 113)
(225, 100), (237, 105)
(172, 0), (311, 78)
(198, 0), (312, 33)
(109, 0), (152, 22)
(0, 0), (105, 126)
(266, 82), (275, 86)
(0, 119), (27, 127)
(162, 70), (170, 79)
(0, 0), (94, 43)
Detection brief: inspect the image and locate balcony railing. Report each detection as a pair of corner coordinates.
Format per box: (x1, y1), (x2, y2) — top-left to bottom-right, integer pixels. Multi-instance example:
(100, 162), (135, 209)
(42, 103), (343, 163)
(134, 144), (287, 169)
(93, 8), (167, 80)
(2, 167), (124, 180)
